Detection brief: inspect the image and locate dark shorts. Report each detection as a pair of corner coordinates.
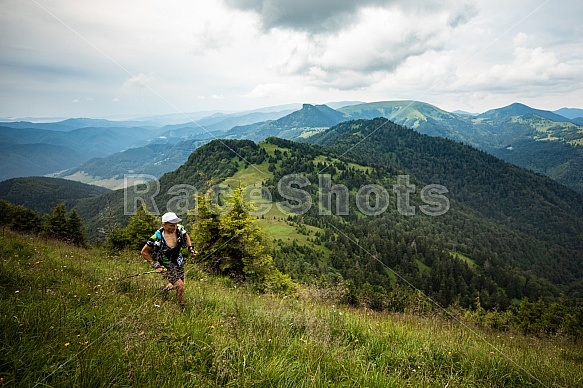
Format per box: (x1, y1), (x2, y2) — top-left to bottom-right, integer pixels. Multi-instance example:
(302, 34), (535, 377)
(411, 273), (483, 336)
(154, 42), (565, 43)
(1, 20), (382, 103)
(163, 262), (184, 284)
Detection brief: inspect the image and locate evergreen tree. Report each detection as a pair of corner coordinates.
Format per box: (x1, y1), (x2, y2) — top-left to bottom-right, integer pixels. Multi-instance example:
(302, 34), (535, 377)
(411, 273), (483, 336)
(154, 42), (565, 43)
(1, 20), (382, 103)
(43, 203), (68, 240)
(124, 204), (159, 250)
(189, 191), (222, 266)
(218, 186), (273, 280)
(65, 210), (87, 247)
(105, 204), (158, 251)
(190, 186), (295, 293)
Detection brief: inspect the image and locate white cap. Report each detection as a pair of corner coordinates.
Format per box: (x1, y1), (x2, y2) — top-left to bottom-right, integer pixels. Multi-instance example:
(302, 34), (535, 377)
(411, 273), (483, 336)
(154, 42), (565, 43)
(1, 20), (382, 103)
(161, 212), (182, 224)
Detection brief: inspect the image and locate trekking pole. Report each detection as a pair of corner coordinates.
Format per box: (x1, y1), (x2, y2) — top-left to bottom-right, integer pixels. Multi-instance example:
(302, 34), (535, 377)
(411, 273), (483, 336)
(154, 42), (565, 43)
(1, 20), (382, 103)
(109, 268), (166, 281)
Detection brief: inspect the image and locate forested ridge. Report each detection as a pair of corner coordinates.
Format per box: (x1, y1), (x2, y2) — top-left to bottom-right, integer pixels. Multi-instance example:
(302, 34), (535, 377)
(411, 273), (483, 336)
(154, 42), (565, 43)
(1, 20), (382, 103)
(306, 118), (583, 250)
(258, 135), (581, 310)
(0, 177), (110, 215)
(303, 119), (582, 298)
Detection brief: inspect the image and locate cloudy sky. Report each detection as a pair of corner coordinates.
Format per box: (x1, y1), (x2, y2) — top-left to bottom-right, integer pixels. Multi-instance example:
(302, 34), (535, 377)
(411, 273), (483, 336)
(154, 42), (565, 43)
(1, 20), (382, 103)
(1, 0), (582, 119)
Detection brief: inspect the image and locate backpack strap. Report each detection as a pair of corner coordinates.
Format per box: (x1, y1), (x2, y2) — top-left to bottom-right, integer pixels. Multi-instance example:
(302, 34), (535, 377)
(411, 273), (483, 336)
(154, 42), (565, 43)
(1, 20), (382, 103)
(151, 228), (165, 260)
(155, 228), (164, 244)
(177, 224), (187, 247)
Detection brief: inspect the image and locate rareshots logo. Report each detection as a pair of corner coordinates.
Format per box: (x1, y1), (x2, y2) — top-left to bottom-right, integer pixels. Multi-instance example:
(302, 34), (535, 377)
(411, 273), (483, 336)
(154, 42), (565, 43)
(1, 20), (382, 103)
(123, 173), (450, 217)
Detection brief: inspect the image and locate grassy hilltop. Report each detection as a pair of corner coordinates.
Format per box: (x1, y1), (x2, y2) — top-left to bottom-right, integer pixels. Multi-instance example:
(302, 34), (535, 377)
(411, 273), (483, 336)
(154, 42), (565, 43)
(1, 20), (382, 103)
(1, 231), (582, 387)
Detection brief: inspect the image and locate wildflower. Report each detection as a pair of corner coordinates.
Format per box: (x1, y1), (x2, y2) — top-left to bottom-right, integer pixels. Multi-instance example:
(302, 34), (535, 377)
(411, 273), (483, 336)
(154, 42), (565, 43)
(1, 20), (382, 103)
(208, 325), (215, 329)
(64, 342), (70, 347)
(154, 304), (160, 308)
(490, 351), (495, 355)
(15, 290), (19, 294)
(268, 338), (272, 342)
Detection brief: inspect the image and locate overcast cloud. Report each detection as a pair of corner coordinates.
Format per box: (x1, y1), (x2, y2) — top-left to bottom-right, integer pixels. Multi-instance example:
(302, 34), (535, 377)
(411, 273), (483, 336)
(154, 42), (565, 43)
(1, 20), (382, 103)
(0, 0), (581, 119)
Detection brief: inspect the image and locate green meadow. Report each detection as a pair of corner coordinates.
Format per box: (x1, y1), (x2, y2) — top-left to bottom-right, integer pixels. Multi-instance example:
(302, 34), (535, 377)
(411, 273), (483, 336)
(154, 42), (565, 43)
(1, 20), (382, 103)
(1, 231), (582, 387)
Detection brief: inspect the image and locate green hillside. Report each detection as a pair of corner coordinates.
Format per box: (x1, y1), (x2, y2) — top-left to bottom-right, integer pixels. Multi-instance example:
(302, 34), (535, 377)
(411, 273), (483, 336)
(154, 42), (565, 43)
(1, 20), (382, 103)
(304, 119), (582, 292)
(479, 102), (572, 122)
(225, 104), (347, 142)
(1, 231), (581, 387)
(56, 139), (211, 189)
(338, 100), (478, 142)
(338, 101), (583, 193)
(0, 177), (110, 215)
(0, 142), (86, 182)
(472, 112), (583, 193)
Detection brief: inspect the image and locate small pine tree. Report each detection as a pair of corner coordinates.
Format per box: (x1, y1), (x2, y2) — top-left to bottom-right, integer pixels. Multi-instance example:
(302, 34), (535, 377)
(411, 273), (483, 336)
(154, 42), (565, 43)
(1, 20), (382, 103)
(10, 204), (42, 233)
(218, 186), (273, 280)
(106, 204), (159, 251)
(65, 210), (87, 247)
(190, 186), (296, 293)
(125, 204), (159, 250)
(189, 192), (222, 266)
(43, 203), (68, 241)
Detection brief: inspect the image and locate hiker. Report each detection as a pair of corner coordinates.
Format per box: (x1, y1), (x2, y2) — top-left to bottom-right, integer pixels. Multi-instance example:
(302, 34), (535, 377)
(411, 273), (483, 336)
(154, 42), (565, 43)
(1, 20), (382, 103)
(141, 212), (196, 305)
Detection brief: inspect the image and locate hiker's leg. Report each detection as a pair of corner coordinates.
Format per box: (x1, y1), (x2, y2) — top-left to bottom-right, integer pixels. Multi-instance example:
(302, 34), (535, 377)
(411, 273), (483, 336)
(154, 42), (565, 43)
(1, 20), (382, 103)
(173, 279), (185, 304)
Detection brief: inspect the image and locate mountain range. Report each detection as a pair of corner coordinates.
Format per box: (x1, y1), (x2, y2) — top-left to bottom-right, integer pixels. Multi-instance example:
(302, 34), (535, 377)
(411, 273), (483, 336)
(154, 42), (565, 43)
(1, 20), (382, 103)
(1, 100), (582, 193)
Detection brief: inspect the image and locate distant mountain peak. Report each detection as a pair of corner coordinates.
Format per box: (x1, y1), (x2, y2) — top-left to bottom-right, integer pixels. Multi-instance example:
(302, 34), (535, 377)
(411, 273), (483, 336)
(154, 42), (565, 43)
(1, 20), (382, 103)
(273, 103), (347, 129)
(478, 102), (571, 123)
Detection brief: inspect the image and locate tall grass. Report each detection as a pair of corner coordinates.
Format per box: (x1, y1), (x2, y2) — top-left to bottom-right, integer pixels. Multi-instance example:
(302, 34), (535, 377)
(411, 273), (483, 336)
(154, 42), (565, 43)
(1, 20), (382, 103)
(1, 232), (581, 387)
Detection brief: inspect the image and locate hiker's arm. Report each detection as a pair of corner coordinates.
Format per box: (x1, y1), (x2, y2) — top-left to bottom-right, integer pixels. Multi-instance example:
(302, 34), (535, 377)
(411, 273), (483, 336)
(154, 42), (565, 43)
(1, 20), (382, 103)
(141, 245), (164, 272)
(185, 234), (196, 256)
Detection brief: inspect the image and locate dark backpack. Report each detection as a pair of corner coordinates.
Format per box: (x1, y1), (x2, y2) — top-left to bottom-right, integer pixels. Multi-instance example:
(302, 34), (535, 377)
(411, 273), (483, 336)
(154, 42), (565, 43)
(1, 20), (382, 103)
(152, 225), (188, 265)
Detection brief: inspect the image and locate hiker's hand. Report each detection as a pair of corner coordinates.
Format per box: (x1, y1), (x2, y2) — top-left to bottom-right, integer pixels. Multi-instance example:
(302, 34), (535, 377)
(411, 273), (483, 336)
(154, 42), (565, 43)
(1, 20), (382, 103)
(155, 267), (165, 273)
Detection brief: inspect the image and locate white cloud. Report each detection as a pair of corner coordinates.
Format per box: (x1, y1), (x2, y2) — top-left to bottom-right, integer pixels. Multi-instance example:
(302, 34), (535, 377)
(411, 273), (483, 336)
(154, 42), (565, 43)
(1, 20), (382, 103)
(314, 7), (453, 73)
(255, 4), (478, 92)
(469, 44), (581, 90)
(513, 32), (529, 47)
(243, 83), (290, 98)
(123, 73), (155, 88)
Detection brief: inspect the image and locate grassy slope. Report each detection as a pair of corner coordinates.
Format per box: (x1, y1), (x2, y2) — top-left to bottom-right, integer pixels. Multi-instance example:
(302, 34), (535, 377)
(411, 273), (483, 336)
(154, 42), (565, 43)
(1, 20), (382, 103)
(221, 142), (329, 253)
(1, 232), (582, 387)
